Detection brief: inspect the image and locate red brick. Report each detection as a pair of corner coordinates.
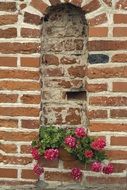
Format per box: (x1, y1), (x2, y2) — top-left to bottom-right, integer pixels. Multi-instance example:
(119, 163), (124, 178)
(0, 57), (17, 67)
(20, 94), (41, 104)
(49, 0), (61, 6)
(88, 13), (107, 26)
(89, 122), (127, 132)
(0, 43), (40, 54)
(88, 40), (127, 51)
(87, 66), (127, 78)
(88, 110), (107, 119)
(21, 28), (40, 38)
(0, 181), (35, 186)
(89, 96), (127, 106)
(21, 169), (38, 180)
(116, 0), (127, 10)
(113, 82), (127, 92)
(44, 54), (59, 65)
(21, 57), (40, 68)
(68, 66), (86, 78)
(1, 155), (32, 165)
(0, 70), (39, 80)
(65, 108), (81, 125)
(38, 158), (59, 168)
(0, 131), (38, 141)
(24, 12), (41, 25)
(0, 169), (17, 178)
(0, 28), (17, 38)
(44, 171), (73, 182)
(0, 107), (39, 117)
(86, 83), (107, 92)
(112, 54), (127, 62)
(21, 120), (39, 129)
(114, 14), (127, 24)
(89, 27), (108, 37)
(86, 176), (127, 185)
(0, 15), (18, 25)
(0, 119), (18, 128)
(113, 27), (127, 37)
(106, 150), (127, 160)
(111, 163), (127, 173)
(111, 136), (127, 146)
(0, 81), (40, 91)
(82, 0), (100, 13)
(0, 2), (16, 12)
(31, 0), (48, 13)
(0, 144), (17, 153)
(20, 145), (31, 154)
(110, 109), (127, 118)
(0, 94), (18, 103)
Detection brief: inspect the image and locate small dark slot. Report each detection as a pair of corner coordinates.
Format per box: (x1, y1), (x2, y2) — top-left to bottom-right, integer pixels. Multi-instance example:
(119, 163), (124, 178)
(66, 91), (86, 100)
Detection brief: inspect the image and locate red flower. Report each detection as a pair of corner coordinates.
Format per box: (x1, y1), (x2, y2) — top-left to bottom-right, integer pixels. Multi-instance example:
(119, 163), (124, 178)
(103, 163), (113, 174)
(71, 168), (82, 181)
(64, 135), (76, 148)
(91, 138), (106, 151)
(33, 164), (44, 176)
(31, 148), (40, 160)
(84, 150), (93, 158)
(44, 148), (59, 160)
(91, 161), (102, 172)
(75, 127), (86, 138)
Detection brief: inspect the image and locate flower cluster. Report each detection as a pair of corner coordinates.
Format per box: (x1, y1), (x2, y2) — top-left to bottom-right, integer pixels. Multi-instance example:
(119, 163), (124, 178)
(31, 126), (113, 181)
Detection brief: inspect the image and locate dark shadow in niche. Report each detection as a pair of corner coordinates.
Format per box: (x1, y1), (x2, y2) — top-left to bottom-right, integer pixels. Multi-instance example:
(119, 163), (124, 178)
(66, 91), (86, 101)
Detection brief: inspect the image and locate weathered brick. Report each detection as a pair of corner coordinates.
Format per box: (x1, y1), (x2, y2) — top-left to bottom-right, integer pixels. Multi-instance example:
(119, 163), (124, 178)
(0, 28), (17, 38)
(44, 54), (59, 65)
(0, 169), (17, 178)
(88, 110), (107, 119)
(114, 14), (127, 24)
(0, 57), (17, 67)
(44, 171), (73, 182)
(113, 27), (127, 37)
(88, 13), (107, 26)
(21, 28), (40, 38)
(20, 145), (31, 154)
(0, 131), (38, 141)
(86, 83), (107, 92)
(68, 66), (86, 78)
(112, 54), (127, 62)
(82, 0), (100, 13)
(31, 0), (48, 13)
(21, 120), (39, 129)
(103, 0), (112, 7)
(24, 12), (41, 25)
(1, 155), (32, 165)
(0, 144), (17, 153)
(0, 2), (16, 12)
(0, 119), (18, 128)
(65, 108), (81, 125)
(20, 94), (41, 104)
(0, 70), (39, 80)
(89, 122), (127, 132)
(0, 81), (40, 91)
(21, 169), (38, 180)
(115, 0), (127, 10)
(0, 94), (18, 103)
(111, 163), (127, 173)
(0, 43), (40, 54)
(89, 27), (108, 37)
(111, 136), (127, 146)
(21, 57), (40, 68)
(46, 67), (63, 77)
(110, 109), (127, 118)
(113, 82), (127, 92)
(0, 15), (18, 25)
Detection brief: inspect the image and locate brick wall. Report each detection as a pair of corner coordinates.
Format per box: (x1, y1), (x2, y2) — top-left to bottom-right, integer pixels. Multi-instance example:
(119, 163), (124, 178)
(0, 0), (127, 187)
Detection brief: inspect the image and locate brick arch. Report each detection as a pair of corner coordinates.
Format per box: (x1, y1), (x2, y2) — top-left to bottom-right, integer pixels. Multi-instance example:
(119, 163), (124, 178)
(24, 0), (108, 27)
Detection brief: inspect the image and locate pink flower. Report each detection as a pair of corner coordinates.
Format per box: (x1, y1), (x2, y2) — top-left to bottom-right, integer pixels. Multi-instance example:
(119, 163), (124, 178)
(84, 150), (93, 158)
(103, 163), (113, 174)
(33, 164), (44, 176)
(71, 168), (82, 181)
(91, 161), (102, 172)
(91, 138), (106, 151)
(75, 127), (86, 138)
(64, 135), (76, 148)
(44, 148), (59, 160)
(31, 148), (40, 160)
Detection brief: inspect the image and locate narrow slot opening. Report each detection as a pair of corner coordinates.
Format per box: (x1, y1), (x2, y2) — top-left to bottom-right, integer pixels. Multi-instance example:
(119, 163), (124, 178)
(66, 91), (86, 100)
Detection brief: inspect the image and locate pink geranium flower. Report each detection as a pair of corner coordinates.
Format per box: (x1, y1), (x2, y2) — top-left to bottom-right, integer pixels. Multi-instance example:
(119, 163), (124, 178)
(84, 150), (93, 158)
(64, 135), (76, 148)
(91, 161), (102, 172)
(75, 127), (86, 138)
(103, 163), (113, 174)
(91, 138), (106, 151)
(33, 164), (44, 176)
(71, 168), (83, 181)
(31, 148), (40, 160)
(44, 148), (59, 160)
